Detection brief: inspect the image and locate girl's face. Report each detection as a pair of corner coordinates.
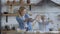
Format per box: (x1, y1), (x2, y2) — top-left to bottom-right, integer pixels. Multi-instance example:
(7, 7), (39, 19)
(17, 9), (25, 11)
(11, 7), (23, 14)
(41, 16), (45, 20)
(20, 9), (26, 16)
(35, 15), (41, 21)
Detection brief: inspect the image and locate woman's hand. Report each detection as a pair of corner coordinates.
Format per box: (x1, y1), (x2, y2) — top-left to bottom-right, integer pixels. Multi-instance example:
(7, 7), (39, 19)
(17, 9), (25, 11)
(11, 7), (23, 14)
(27, 18), (34, 22)
(24, 18), (29, 22)
(24, 18), (33, 22)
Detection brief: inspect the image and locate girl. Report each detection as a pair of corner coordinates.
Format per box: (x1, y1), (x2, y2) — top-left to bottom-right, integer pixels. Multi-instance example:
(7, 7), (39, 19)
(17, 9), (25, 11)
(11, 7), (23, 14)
(37, 15), (53, 31)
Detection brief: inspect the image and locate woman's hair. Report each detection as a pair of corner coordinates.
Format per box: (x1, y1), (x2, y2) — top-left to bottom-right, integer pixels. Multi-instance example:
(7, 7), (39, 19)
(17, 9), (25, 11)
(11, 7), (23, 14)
(17, 7), (26, 16)
(19, 7), (26, 12)
(17, 7), (26, 14)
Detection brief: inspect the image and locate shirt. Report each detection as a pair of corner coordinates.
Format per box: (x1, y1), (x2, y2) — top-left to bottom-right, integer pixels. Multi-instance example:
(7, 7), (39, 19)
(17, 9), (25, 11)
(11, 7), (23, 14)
(38, 20), (49, 31)
(16, 14), (32, 30)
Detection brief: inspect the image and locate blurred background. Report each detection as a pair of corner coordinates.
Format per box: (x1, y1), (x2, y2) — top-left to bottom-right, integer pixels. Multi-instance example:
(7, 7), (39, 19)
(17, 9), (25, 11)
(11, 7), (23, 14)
(1, 0), (60, 31)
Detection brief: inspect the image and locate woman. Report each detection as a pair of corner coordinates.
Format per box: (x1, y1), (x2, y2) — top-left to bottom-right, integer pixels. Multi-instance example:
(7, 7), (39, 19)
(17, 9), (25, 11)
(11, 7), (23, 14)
(16, 7), (33, 31)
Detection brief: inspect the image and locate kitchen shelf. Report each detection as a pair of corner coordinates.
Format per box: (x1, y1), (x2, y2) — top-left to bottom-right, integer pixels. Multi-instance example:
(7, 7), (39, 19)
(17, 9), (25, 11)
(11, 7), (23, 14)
(2, 13), (18, 16)
(6, 2), (20, 6)
(2, 1), (35, 6)
(5, 3), (34, 6)
(1, 0), (33, 16)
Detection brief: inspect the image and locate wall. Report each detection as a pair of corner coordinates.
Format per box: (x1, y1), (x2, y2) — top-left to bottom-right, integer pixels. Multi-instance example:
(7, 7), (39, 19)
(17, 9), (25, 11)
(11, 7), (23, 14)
(1, 0), (60, 31)
(51, 0), (60, 4)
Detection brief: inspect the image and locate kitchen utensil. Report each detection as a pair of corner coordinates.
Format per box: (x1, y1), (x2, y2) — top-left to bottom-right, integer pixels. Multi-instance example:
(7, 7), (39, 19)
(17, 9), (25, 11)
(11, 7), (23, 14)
(4, 12), (8, 22)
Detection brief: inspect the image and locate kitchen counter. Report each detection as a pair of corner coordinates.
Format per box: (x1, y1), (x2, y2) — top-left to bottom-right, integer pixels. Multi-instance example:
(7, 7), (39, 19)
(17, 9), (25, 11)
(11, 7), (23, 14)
(1, 30), (60, 34)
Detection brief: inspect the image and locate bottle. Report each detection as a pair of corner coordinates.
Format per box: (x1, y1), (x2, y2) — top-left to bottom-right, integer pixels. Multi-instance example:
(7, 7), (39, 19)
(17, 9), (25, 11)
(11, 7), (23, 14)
(13, 0), (16, 5)
(27, 0), (30, 4)
(5, 25), (10, 31)
(9, 4), (14, 13)
(7, 0), (10, 5)
(27, 0), (31, 11)
(12, 26), (15, 30)
(19, 0), (24, 6)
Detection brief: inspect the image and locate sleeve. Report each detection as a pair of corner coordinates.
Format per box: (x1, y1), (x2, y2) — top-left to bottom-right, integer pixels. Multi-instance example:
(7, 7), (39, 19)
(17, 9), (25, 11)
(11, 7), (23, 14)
(16, 16), (25, 29)
(25, 14), (30, 18)
(16, 16), (24, 23)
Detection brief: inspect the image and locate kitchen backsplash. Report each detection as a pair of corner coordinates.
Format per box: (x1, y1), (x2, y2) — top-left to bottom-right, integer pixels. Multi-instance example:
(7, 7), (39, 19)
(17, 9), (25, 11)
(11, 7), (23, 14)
(1, 0), (60, 31)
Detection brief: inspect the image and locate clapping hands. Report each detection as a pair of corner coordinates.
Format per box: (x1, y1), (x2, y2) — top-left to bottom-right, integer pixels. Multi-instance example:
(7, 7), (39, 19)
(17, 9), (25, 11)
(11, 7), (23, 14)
(35, 15), (41, 22)
(24, 18), (33, 22)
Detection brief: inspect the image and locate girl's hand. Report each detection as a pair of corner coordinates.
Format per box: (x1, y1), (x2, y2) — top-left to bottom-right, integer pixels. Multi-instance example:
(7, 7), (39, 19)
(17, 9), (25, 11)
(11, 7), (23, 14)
(35, 15), (41, 22)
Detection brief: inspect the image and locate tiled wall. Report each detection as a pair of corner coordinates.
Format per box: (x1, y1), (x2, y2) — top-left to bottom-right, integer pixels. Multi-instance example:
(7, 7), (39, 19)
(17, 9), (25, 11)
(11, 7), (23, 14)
(1, 6), (60, 30)
(1, 0), (60, 31)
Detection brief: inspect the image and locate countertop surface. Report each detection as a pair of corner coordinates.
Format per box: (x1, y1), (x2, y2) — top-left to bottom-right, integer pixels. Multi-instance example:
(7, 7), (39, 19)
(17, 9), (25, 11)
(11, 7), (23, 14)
(1, 30), (60, 34)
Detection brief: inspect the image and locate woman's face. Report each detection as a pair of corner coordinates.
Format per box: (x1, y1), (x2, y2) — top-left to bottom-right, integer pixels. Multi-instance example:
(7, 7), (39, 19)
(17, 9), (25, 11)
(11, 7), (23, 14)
(20, 9), (27, 16)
